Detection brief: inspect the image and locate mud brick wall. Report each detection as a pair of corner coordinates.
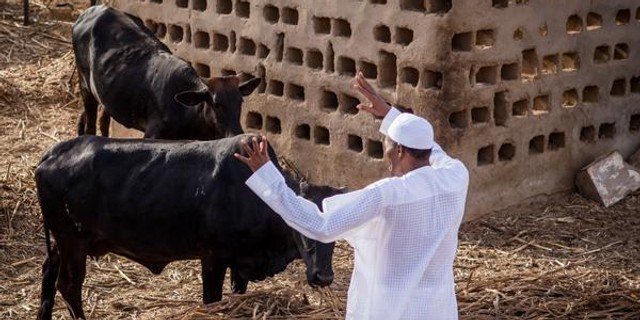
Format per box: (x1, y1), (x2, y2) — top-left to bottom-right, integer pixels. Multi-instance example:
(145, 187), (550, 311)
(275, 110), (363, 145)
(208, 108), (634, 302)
(111, 0), (640, 220)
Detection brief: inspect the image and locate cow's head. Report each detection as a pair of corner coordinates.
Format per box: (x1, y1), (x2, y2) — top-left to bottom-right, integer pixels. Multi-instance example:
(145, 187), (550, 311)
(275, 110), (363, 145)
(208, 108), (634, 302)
(295, 182), (347, 288)
(174, 75), (261, 139)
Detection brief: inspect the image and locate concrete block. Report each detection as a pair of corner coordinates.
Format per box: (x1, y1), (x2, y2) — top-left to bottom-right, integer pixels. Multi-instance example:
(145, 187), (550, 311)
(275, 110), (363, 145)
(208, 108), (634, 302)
(576, 151), (640, 207)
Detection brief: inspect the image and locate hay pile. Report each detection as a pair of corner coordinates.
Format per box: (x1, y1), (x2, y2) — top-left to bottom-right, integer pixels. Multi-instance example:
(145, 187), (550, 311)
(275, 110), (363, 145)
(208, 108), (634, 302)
(2, 1), (640, 319)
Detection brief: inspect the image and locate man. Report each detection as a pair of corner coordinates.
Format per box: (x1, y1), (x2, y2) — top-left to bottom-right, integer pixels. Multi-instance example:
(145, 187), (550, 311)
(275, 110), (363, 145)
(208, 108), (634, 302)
(235, 73), (469, 319)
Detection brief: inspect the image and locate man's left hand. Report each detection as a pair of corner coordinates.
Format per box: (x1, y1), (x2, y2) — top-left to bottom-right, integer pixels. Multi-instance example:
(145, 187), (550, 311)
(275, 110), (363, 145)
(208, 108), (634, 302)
(234, 135), (271, 172)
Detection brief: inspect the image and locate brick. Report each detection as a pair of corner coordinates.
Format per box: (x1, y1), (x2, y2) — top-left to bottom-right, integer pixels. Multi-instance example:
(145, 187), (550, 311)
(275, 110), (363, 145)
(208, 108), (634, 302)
(575, 151), (640, 207)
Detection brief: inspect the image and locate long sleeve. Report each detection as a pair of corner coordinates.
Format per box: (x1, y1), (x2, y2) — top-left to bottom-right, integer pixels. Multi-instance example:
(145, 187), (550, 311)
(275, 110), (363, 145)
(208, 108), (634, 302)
(245, 162), (384, 243)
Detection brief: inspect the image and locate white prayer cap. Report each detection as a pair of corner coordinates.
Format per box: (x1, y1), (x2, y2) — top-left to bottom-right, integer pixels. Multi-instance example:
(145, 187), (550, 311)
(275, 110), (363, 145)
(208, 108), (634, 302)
(386, 113), (435, 150)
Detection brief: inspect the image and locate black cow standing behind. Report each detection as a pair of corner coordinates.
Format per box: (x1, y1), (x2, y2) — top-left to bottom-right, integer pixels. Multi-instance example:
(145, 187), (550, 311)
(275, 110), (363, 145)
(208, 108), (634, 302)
(35, 134), (341, 320)
(72, 5), (261, 139)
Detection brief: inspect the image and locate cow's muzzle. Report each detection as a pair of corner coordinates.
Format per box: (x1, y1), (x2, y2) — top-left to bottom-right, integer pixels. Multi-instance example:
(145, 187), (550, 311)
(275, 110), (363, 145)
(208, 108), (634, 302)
(307, 269), (334, 287)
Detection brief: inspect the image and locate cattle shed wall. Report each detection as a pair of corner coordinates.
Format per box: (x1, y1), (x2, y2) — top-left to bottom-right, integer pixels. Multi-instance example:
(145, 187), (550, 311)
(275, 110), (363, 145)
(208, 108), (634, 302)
(111, 0), (640, 220)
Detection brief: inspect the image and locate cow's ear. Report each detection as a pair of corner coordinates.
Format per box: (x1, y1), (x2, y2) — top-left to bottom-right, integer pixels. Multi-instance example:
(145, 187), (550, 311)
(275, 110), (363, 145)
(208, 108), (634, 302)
(239, 77), (261, 96)
(174, 89), (210, 108)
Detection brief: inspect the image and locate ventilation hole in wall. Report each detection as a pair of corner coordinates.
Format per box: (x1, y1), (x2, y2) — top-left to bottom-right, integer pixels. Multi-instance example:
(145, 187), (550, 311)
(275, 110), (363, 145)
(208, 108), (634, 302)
(616, 9), (631, 25)
(193, 63), (210, 78)
(492, 0), (508, 9)
(513, 27), (524, 40)
(268, 80), (284, 96)
(193, 31), (209, 49)
(637, 7), (640, 21)
(476, 29), (495, 49)
(580, 126), (595, 143)
(532, 95), (550, 115)
(452, 32), (472, 52)
(337, 56), (356, 76)
(515, 0), (528, 4)
(176, 0), (187, 8)
(561, 52), (579, 72)
(229, 30), (237, 52)
(359, 60), (378, 79)
(263, 5), (279, 24)
(287, 83), (305, 101)
(286, 47), (303, 65)
(333, 19), (352, 37)
(282, 7), (298, 25)
(512, 98), (529, 117)
(471, 107), (490, 124)
(521, 49), (538, 80)
(611, 78), (626, 96)
(429, 0), (452, 13)
(548, 132), (565, 150)
(529, 135), (544, 154)
(168, 25), (184, 43)
(614, 43), (629, 60)
(370, 0), (387, 4)
(306, 50), (323, 69)
(348, 135), (363, 152)
(257, 43), (270, 58)
(150, 0), (163, 4)
(586, 12), (602, 30)
(313, 16), (331, 34)
(265, 116), (281, 134)
(239, 37), (256, 56)
(374, 25), (391, 43)
(395, 27), (413, 46)
(541, 54), (558, 75)
(400, 67), (419, 87)
(295, 124), (310, 140)
(449, 110), (467, 129)
(321, 90), (339, 112)
(501, 63), (519, 81)
(423, 70), (443, 89)
(326, 42), (334, 73)
(631, 77), (640, 93)
(236, 0), (249, 18)
(593, 45), (610, 64)
(400, 0), (426, 12)
(192, 0), (206, 10)
(379, 51), (397, 88)
(314, 127), (330, 145)
(153, 22), (167, 39)
(599, 123), (616, 139)
(630, 114), (640, 132)
(246, 112), (263, 129)
(275, 33), (283, 61)
(582, 86), (599, 103)
(562, 89), (578, 108)
(216, 0), (232, 14)
(238, 73), (253, 83)
(366, 140), (384, 159)
(340, 94), (360, 115)
(476, 66), (497, 85)
(213, 33), (229, 51)
(498, 143), (515, 161)
(566, 14), (583, 34)
(494, 91), (508, 126)
(477, 145), (495, 166)
(221, 69), (236, 76)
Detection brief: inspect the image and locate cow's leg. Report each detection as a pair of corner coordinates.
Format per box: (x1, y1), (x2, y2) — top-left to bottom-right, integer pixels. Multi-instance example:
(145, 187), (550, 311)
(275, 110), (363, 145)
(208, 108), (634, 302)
(56, 242), (87, 319)
(37, 246), (60, 320)
(201, 257), (226, 304)
(98, 108), (111, 137)
(77, 74), (98, 136)
(230, 269), (248, 294)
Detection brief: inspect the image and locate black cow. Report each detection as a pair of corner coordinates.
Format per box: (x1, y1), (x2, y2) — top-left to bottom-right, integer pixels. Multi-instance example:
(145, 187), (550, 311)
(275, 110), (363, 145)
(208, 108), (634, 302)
(35, 134), (340, 320)
(72, 5), (260, 139)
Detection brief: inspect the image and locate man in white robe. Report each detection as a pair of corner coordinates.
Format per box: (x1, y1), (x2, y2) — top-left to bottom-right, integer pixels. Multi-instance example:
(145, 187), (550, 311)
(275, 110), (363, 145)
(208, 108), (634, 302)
(235, 73), (469, 319)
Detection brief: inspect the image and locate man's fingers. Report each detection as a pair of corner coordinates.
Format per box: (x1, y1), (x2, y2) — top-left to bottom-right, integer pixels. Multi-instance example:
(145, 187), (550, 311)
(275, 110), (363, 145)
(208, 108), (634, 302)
(240, 139), (255, 156)
(260, 135), (268, 154)
(233, 152), (249, 163)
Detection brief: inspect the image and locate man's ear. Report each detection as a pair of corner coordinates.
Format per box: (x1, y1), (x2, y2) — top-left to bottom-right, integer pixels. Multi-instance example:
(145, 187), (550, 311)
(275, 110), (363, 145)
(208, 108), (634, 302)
(174, 89), (210, 107)
(239, 77), (262, 96)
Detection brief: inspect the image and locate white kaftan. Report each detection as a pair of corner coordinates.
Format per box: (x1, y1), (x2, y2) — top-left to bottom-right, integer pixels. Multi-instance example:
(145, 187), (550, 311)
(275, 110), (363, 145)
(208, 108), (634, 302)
(245, 108), (469, 319)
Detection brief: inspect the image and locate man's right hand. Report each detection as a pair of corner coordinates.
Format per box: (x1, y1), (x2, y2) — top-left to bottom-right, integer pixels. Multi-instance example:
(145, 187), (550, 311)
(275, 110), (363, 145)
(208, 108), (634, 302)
(353, 72), (391, 118)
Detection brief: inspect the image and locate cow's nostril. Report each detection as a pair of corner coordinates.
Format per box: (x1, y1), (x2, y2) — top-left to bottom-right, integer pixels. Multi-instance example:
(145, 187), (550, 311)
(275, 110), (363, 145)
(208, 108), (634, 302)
(313, 273), (334, 286)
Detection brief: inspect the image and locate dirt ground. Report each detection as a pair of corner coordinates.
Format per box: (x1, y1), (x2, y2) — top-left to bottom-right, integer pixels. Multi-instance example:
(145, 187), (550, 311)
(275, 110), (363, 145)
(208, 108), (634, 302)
(1, 2), (640, 319)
